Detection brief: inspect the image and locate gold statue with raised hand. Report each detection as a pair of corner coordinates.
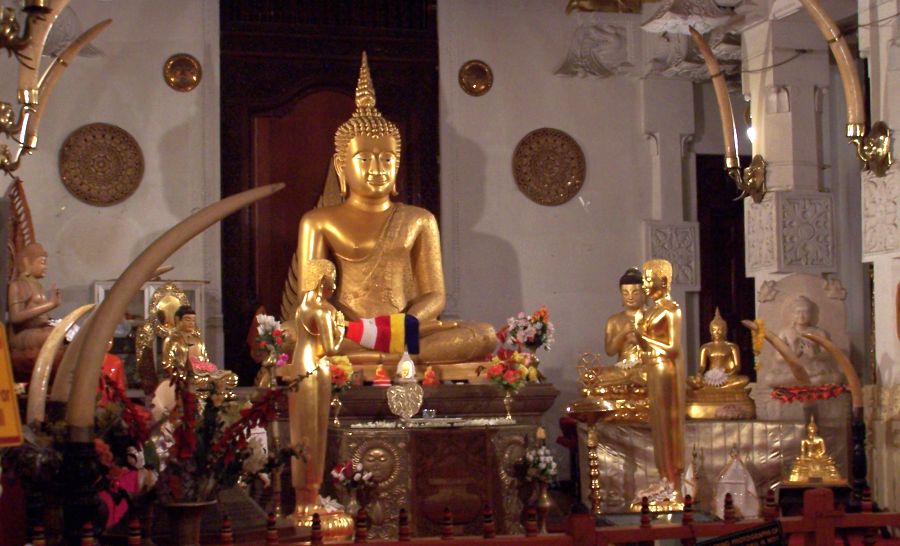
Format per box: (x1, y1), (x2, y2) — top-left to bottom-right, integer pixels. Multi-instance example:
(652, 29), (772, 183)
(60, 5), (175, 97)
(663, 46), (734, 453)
(787, 416), (843, 483)
(686, 308), (754, 420)
(636, 259), (685, 505)
(291, 52), (495, 375)
(289, 258), (353, 537)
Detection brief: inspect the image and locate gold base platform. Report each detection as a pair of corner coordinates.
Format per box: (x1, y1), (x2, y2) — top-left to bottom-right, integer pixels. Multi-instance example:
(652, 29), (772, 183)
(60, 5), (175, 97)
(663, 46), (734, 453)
(686, 392), (755, 420)
(292, 506), (354, 542)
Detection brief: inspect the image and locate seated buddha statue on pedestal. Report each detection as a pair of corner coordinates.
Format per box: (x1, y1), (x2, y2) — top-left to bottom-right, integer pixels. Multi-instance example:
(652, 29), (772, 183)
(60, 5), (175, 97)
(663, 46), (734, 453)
(686, 308), (755, 420)
(161, 305), (237, 402)
(787, 416), (843, 484)
(578, 267), (649, 422)
(289, 53), (496, 378)
(8, 242), (61, 379)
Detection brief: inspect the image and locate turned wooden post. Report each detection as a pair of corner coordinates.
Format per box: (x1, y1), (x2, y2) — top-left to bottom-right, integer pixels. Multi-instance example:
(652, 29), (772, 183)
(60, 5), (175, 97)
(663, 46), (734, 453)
(311, 513), (323, 546)
(525, 506), (538, 537)
(638, 496), (653, 546)
(723, 493), (735, 523)
(80, 522), (94, 546)
(681, 495), (696, 546)
(31, 525), (46, 546)
(482, 504), (496, 539)
(220, 515), (234, 544)
(441, 507), (454, 540)
(398, 507), (411, 541)
(127, 518), (142, 545)
(763, 489), (779, 521)
(354, 509), (369, 543)
(266, 512), (279, 544)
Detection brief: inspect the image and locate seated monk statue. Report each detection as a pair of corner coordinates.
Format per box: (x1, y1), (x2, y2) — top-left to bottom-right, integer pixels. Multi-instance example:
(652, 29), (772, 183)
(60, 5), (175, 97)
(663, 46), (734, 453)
(293, 52), (496, 368)
(161, 305), (237, 401)
(686, 308), (754, 419)
(8, 242), (60, 354)
(787, 416), (842, 483)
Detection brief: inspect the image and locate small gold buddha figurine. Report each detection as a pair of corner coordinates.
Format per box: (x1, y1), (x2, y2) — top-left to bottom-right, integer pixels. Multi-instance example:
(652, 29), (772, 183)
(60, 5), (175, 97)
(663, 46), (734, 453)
(289, 52), (496, 374)
(422, 365), (440, 386)
(637, 259), (685, 502)
(161, 305), (237, 401)
(372, 363), (391, 386)
(8, 242), (60, 353)
(686, 308), (754, 420)
(787, 416), (843, 483)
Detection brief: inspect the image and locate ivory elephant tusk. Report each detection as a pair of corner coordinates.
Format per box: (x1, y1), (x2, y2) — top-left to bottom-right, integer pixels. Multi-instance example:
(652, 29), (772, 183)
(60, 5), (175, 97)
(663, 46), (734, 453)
(49, 309), (95, 403)
(65, 183), (285, 438)
(689, 26), (739, 170)
(741, 320), (811, 385)
(17, 0), (71, 95)
(27, 303), (94, 424)
(801, 332), (862, 409)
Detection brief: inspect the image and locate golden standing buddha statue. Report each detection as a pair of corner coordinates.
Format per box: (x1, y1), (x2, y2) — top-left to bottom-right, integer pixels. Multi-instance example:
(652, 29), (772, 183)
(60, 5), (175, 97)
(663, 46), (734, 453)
(292, 53), (495, 376)
(636, 259), (685, 504)
(787, 416), (843, 483)
(288, 259), (354, 537)
(686, 308), (754, 420)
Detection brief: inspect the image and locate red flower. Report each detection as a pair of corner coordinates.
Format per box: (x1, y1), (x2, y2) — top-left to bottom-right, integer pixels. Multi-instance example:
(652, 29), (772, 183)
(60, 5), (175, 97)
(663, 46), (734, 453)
(487, 364), (505, 378)
(503, 369), (521, 384)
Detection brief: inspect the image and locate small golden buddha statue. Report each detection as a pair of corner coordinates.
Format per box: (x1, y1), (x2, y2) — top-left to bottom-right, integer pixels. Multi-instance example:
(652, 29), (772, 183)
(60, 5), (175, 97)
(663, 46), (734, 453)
(372, 363), (391, 386)
(8, 242), (60, 353)
(291, 52), (496, 375)
(787, 416), (843, 483)
(686, 308), (754, 420)
(161, 305), (237, 401)
(422, 365), (440, 386)
(289, 259), (353, 535)
(637, 259), (685, 500)
(605, 267), (645, 367)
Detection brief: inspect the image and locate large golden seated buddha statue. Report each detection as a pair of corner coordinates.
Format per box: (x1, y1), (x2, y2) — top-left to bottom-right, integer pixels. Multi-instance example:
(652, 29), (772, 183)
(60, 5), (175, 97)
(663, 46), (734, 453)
(685, 308), (755, 420)
(284, 53), (496, 381)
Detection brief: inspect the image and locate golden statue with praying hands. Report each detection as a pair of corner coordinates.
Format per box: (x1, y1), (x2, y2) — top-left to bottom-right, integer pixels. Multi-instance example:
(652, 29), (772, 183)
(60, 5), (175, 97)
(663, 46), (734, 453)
(289, 52), (496, 377)
(686, 308), (755, 420)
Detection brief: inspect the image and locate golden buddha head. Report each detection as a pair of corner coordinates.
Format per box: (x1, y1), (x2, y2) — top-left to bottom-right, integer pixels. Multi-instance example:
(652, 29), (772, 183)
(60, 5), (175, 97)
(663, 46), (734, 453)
(619, 267), (644, 310)
(301, 259), (336, 294)
(175, 305), (197, 334)
(710, 307), (727, 340)
(18, 242), (48, 278)
(807, 415), (818, 437)
(641, 259), (672, 300)
(333, 52), (402, 199)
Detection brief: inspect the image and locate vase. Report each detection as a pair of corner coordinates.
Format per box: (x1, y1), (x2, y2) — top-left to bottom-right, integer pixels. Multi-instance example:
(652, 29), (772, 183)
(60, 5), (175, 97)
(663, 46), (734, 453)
(163, 500), (216, 546)
(503, 390), (514, 420)
(331, 394), (343, 426)
(534, 481), (552, 534)
(345, 488), (362, 518)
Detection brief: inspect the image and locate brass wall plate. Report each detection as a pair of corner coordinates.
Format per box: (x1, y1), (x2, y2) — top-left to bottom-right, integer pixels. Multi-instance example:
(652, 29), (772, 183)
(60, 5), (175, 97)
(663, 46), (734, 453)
(458, 60), (493, 96)
(163, 53), (202, 92)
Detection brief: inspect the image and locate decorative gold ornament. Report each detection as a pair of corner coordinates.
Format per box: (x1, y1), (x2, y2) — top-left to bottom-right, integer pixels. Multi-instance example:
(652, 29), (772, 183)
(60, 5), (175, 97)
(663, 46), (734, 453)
(689, 27), (767, 203)
(458, 60), (493, 96)
(786, 416), (844, 484)
(386, 382), (424, 423)
(59, 122), (144, 206)
(512, 128), (585, 206)
(163, 53), (202, 93)
(850, 121), (893, 177)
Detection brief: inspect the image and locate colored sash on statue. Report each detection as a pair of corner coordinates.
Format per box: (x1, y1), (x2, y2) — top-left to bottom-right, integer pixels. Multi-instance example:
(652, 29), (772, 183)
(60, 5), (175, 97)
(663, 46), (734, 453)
(345, 314), (420, 355)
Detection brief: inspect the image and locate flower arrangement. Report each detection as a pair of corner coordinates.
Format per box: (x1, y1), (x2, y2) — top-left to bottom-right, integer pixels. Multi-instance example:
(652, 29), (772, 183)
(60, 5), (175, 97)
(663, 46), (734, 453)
(485, 355), (527, 391)
(523, 445), (558, 483)
(256, 314), (290, 367)
(155, 383), (297, 504)
(331, 460), (374, 489)
(494, 306), (555, 383)
(330, 355), (354, 395)
(771, 384), (847, 403)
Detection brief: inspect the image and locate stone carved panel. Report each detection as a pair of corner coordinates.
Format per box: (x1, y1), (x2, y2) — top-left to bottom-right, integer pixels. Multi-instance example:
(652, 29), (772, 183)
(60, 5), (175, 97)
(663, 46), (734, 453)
(745, 197), (777, 273)
(557, 13), (639, 78)
(745, 192), (835, 274)
(781, 194), (834, 269)
(862, 170), (900, 257)
(644, 221), (701, 290)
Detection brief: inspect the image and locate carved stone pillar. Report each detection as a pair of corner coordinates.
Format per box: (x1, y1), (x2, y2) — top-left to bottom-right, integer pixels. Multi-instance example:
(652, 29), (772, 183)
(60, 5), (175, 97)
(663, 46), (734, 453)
(858, 0), (900, 511)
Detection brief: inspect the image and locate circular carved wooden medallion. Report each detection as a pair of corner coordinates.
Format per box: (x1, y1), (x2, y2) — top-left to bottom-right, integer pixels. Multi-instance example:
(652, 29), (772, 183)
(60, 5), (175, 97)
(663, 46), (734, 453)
(59, 123), (144, 206)
(458, 60), (493, 96)
(163, 53), (202, 92)
(512, 128), (585, 206)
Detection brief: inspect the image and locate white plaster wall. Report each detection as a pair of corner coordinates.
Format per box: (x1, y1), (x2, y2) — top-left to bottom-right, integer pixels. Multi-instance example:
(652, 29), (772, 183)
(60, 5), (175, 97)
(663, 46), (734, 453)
(1, 0), (223, 360)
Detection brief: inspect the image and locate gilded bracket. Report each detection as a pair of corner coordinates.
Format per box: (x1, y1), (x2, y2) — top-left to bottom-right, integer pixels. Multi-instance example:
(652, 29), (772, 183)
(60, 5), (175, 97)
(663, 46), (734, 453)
(727, 154), (767, 203)
(848, 122), (893, 178)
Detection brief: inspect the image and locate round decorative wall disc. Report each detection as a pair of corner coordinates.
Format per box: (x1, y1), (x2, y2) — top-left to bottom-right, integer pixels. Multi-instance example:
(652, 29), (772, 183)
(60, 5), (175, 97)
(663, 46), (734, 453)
(512, 128), (585, 206)
(458, 59), (493, 96)
(163, 53), (202, 92)
(59, 123), (144, 206)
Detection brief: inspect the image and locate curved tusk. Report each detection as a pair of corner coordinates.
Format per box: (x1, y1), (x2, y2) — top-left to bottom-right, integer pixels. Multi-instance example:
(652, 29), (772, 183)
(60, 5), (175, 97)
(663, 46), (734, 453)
(689, 27), (740, 171)
(17, 0), (71, 96)
(802, 332), (862, 409)
(48, 309), (95, 403)
(741, 320), (811, 385)
(65, 184), (285, 437)
(28, 19), (112, 147)
(27, 303), (94, 424)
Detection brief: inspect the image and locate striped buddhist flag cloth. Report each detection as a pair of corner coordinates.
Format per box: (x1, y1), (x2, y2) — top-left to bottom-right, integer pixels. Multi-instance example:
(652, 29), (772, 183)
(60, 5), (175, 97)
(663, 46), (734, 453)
(345, 314), (420, 355)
